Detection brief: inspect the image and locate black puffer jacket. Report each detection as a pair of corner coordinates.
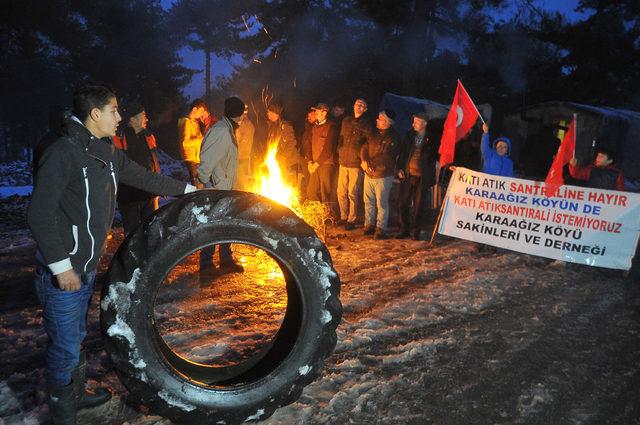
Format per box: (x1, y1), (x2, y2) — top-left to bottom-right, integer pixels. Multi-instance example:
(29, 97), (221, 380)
(28, 118), (188, 274)
(338, 115), (372, 167)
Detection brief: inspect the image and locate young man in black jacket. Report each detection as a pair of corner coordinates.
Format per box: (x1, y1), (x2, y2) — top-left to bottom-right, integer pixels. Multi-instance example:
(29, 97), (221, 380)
(27, 85), (196, 424)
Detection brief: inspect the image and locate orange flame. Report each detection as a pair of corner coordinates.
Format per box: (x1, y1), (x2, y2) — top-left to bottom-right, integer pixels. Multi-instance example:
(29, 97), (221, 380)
(251, 139), (300, 213)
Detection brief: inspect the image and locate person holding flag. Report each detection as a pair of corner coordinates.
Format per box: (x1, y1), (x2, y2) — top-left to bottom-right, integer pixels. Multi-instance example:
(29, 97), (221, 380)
(569, 147), (624, 191)
(480, 122), (513, 177)
(545, 114), (577, 196)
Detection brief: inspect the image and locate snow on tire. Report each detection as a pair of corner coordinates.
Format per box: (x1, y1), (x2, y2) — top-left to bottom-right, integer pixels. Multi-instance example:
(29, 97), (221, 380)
(100, 190), (342, 424)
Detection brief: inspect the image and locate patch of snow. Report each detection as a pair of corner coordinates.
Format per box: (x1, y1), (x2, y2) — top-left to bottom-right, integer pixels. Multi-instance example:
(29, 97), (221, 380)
(0, 159), (32, 186)
(100, 268), (149, 372)
(245, 408), (265, 421)
(0, 185), (32, 198)
(0, 380), (21, 416)
(321, 310), (332, 324)
(265, 236), (279, 249)
(100, 268), (141, 312)
(0, 230), (36, 254)
(131, 358), (146, 370)
(106, 317), (136, 346)
(277, 216), (298, 227)
(158, 389), (196, 412)
(192, 205), (210, 223)
(298, 365), (311, 376)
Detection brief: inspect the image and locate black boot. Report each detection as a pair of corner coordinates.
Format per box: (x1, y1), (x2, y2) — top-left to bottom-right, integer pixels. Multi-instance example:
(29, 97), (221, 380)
(218, 259), (244, 275)
(48, 384), (77, 425)
(72, 351), (112, 409)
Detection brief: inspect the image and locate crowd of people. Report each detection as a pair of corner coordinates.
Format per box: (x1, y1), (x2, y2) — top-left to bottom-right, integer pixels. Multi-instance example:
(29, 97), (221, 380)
(173, 97), (451, 241)
(27, 84), (634, 424)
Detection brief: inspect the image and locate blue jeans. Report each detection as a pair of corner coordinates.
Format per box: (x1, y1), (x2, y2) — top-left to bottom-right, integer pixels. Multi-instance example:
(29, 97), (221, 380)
(34, 266), (95, 387)
(363, 175), (393, 231)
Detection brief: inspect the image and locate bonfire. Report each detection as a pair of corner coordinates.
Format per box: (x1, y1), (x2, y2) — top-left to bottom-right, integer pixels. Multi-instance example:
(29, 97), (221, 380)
(250, 139), (330, 239)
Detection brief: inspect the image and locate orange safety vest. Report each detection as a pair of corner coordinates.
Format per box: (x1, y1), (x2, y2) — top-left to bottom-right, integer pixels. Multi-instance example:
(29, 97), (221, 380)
(113, 133), (157, 151)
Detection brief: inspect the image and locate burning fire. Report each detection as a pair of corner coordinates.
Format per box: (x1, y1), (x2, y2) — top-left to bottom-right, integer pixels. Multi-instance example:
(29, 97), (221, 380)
(252, 139), (301, 213)
(249, 136), (330, 240)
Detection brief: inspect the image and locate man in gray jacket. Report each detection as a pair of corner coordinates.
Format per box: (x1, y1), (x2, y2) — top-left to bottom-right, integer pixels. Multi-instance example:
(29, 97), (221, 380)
(197, 96), (246, 278)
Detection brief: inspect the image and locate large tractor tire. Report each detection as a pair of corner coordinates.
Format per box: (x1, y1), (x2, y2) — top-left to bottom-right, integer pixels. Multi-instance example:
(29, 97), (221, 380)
(100, 190), (342, 424)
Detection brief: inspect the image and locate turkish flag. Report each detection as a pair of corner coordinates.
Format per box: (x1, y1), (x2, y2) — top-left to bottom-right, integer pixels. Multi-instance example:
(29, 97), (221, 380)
(438, 80), (481, 165)
(544, 114), (576, 196)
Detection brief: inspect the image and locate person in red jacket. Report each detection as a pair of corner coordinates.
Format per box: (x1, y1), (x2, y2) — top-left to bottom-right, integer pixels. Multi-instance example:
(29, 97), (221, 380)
(303, 103), (339, 210)
(569, 147), (624, 191)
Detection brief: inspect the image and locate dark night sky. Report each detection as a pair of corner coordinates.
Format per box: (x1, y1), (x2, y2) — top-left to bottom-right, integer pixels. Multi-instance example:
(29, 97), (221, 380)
(161, 0), (589, 99)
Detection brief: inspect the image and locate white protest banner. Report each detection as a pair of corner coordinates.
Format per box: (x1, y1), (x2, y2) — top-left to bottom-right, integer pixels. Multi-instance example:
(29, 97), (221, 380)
(438, 167), (640, 270)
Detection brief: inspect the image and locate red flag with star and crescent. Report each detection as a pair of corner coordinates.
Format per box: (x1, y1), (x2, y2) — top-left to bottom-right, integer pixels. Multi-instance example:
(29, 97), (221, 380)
(438, 80), (481, 166)
(544, 114), (576, 196)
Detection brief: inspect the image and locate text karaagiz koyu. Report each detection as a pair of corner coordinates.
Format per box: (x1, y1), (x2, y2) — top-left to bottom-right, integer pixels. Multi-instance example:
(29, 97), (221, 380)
(438, 168), (639, 269)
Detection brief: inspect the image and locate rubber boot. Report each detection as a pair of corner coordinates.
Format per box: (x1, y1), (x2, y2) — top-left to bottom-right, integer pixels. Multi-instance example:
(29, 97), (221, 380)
(72, 351), (112, 409)
(48, 384), (77, 425)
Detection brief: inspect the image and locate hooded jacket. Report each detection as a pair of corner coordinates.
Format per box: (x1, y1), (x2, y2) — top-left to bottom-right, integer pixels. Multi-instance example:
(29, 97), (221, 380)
(28, 117), (190, 275)
(481, 133), (514, 177)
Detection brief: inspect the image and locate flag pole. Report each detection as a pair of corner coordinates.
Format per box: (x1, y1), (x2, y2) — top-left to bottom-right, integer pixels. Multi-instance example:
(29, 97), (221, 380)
(428, 165), (454, 247)
(571, 113), (577, 160)
(428, 197), (445, 247)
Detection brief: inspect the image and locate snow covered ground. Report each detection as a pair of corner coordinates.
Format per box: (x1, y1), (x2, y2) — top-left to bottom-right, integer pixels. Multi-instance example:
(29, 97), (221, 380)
(1, 157), (639, 425)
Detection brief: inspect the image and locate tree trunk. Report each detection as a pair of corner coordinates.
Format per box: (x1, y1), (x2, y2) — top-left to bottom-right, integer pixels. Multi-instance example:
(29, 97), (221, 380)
(205, 47), (211, 105)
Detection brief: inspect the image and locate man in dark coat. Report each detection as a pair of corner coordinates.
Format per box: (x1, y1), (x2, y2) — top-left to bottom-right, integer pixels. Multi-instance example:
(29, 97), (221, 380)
(266, 101), (303, 186)
(337, 98), (372, 229)
(303, 103), (339, 210)
(28, 85), (195, 424)
(114, 102), (162, 235)
(360, 109), (400, 239)
(396, 112), (440, 239)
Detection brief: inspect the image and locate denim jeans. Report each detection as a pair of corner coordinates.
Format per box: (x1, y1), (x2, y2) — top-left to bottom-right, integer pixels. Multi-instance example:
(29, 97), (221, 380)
(363, 175), (393, 231)
(337, 165), (363, 223)
(34, 266), (96, 387)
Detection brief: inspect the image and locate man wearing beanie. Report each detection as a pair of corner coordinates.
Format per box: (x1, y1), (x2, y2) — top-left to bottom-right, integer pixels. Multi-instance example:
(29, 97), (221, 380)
(197, 96), (245, 280)
(360, 109), (400, 239)
(113, 102), (162, 236)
